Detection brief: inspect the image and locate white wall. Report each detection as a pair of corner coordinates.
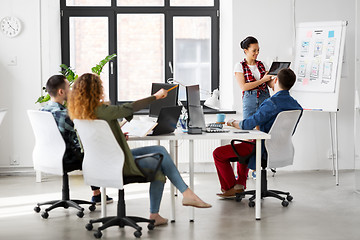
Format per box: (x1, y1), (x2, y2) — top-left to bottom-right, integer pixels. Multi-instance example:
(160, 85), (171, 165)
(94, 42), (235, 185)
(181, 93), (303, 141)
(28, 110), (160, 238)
(220, 0), (356, 170)
(0, 0), (61, 170)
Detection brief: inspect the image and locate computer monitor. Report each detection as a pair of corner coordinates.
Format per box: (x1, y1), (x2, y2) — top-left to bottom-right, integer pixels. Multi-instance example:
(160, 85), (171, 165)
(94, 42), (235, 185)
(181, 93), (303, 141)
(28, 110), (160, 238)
(149, 83), (179, 117)
(186, 85), (201, 107)
(186, 85), (206, 130)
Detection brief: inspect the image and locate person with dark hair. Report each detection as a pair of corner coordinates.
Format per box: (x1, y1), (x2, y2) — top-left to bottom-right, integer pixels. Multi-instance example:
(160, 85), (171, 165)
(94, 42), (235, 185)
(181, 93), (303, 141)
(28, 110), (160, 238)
(235, 36), (274, 119)
(40, 75), (113, 205)
(214, 68), (302, 198)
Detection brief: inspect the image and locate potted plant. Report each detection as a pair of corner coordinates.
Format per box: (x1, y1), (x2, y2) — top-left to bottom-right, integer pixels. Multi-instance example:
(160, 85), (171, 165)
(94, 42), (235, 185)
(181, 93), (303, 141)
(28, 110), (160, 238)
(36, 53), (116, 104)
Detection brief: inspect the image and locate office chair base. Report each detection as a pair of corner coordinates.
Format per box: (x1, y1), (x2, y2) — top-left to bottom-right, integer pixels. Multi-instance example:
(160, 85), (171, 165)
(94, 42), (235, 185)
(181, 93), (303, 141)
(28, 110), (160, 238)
(236, 189), (292, 207)
(34, 199), (96, 219)
(86, 216), (155, 238)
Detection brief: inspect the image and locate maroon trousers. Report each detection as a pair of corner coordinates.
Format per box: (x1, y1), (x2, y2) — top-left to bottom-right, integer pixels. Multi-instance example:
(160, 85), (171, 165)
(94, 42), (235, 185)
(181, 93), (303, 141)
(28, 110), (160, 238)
(213, 141), (254, 191)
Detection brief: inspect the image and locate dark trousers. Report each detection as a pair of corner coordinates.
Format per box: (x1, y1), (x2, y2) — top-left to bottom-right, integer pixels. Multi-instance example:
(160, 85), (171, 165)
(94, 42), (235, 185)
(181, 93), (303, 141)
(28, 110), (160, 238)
(64, 148), (100, 191)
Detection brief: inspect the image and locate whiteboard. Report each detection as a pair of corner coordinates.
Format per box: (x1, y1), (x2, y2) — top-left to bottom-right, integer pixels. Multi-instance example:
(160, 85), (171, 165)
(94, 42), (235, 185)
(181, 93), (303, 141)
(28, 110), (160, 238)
(291, 21), (347, 112)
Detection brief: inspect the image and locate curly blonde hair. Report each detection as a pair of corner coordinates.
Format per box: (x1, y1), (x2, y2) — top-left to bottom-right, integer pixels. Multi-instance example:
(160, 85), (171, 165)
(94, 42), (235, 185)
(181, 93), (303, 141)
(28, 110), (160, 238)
(68, 73), (104, 120)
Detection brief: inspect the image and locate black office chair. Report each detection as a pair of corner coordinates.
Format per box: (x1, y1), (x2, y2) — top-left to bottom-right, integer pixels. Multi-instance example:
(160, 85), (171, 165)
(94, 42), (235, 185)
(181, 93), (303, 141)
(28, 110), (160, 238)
(27, 110), (95, 219)
(230, 110), (302, 207)
(74, 119), (163, 238)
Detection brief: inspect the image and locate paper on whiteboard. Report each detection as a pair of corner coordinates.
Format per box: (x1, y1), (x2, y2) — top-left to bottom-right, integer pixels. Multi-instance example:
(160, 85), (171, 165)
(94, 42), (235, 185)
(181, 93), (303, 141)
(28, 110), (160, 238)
(293, 23), (343, 93)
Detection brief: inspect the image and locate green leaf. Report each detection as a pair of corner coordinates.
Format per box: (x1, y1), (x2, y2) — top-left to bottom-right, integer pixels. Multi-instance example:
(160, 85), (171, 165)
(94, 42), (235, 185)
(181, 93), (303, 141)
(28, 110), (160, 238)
(91, 53), (117, 75)
(35, 94), (50, 104)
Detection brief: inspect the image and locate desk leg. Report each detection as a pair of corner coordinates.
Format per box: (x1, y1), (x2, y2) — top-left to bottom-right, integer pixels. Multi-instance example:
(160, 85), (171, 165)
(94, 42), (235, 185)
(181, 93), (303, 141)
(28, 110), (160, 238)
(36, 171), (42, 183)
(189, 139), (195, 222)
(101, 187), (106, 217)
(255, 139), (261, 220)
(169, 140), (176, 222)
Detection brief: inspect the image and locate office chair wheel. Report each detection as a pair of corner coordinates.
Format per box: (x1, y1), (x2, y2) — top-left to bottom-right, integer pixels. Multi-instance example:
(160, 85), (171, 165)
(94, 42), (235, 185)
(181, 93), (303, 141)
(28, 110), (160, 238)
(94, 231), (102, 239)
(286, 195), (293, 202)
(85, 223), (93, 231)
(89, 205), (96, 212)
(41, 211), (49, 219)
(134, 230), (142, 238)
(147, 223), (155, 230)
(281, 200), (289, 207)
(248, 201), (255, 208)
(34, 206), (40, 213)
(77, 211), (84, 218)
(235, 194), (243, 202)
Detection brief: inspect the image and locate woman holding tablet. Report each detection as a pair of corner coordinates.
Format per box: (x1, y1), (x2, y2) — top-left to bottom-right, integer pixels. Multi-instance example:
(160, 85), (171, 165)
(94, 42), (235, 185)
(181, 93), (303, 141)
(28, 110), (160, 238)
(234, 36), (274, 119)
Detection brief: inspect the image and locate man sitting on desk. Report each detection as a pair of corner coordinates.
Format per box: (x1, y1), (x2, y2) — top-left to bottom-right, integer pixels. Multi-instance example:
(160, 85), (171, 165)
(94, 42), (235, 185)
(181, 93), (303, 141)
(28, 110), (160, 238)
(40, 75), (113, 205)
(213, 68), (302, 198)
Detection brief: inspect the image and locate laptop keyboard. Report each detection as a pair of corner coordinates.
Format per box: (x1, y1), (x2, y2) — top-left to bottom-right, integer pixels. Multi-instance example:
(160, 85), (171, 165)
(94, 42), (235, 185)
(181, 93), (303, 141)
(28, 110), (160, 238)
(205, 128), (230, 133)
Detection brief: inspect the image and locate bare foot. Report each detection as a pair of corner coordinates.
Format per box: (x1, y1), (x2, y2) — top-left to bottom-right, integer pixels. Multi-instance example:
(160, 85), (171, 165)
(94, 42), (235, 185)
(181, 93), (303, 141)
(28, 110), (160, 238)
(149, 213), (168, 226)
(182, 188), (212, 208)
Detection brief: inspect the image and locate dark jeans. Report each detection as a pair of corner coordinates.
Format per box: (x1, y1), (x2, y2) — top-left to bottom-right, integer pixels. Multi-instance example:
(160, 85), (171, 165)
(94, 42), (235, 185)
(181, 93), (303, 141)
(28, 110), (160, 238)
(64, 147), (100, 191)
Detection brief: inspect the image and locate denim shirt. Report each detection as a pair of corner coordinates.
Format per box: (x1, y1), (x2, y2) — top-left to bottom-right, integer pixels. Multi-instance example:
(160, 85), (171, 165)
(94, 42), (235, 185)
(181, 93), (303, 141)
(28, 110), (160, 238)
(239, 90), (303, 169)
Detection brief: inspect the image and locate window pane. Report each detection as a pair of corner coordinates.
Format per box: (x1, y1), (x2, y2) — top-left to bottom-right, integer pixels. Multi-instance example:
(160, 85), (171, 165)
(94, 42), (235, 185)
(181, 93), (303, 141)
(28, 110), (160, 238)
(170, 0), (214, 7)
(117, 14), (164, 101)
(117, 0), (164, 6)
(66, 0), (111, 6)
(69, 17), (110, 100)
(174, 17), (211, 100)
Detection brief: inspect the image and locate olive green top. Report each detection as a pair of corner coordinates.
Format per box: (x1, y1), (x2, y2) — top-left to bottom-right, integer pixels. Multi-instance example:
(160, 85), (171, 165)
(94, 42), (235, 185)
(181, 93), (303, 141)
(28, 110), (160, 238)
(95, 96), (166, 182)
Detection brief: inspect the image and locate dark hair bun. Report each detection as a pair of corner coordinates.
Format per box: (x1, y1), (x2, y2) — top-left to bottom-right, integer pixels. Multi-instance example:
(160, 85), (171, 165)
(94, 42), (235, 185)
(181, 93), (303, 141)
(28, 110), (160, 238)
(240, 36), (258, 50)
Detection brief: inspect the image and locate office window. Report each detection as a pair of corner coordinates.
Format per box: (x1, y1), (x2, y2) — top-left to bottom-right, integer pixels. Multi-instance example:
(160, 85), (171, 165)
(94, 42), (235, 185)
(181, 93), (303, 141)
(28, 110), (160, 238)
(66, 0), (111, 6)
(117, 0), (164, 7)
(69, 17), (110, 100)
(174, 17), (211, 100)
(170, 0), (214, 7)
(117, 14), (164, 101)
(60, 0), (219, 104)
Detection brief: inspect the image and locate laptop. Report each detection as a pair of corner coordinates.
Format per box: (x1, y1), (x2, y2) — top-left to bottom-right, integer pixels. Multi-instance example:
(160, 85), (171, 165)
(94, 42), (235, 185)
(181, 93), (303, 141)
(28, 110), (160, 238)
(150, 106), (182, 136)
(268, 61), (291, 75)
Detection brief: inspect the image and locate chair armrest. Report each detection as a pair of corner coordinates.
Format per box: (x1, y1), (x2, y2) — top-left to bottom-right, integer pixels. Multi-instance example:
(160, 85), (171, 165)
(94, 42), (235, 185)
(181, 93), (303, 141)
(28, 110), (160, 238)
(134, 153), (163, 182)
(230, 139), (256, 165)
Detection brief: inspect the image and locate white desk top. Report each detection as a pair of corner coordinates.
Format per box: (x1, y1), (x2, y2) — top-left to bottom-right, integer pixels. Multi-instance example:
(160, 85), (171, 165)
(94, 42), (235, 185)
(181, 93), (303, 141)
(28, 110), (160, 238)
(129, 128), (270, 141)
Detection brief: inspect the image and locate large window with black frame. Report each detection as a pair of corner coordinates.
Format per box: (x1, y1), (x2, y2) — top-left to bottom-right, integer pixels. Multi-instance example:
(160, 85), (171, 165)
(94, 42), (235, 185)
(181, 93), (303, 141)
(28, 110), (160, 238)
(60, 0), (219, 105)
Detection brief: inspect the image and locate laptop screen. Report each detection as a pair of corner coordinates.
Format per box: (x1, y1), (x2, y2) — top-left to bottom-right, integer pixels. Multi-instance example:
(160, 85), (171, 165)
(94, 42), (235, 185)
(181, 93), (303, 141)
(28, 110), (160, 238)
(186, 85), (206, 130)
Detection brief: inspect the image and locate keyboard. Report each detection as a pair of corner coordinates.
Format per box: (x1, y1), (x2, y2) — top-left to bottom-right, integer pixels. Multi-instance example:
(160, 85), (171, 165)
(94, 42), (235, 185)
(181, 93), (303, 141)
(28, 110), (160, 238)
(206, 123), (223, 129)
(205, 128), (229, 133)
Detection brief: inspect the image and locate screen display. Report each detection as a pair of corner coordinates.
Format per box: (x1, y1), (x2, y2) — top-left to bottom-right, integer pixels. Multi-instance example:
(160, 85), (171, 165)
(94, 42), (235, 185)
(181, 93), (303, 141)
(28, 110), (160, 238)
(268, 62), (291, 75)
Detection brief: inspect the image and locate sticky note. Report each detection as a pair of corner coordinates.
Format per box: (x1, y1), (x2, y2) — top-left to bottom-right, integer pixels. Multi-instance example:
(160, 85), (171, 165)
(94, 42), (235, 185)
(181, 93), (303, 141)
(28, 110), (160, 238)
(306, 31), (312, 38)
(302, 78), (309, 85)
(328, 31), (335, 38)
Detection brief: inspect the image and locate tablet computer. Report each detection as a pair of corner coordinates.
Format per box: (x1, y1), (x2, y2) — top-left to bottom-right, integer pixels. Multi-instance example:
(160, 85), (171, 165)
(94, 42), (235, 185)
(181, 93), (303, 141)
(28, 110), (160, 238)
(268, 62), (291, 75)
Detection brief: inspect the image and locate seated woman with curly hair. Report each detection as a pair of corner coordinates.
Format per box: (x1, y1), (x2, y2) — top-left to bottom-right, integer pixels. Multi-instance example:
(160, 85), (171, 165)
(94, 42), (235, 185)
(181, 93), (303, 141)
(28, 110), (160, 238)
(68, 73), (211, 226)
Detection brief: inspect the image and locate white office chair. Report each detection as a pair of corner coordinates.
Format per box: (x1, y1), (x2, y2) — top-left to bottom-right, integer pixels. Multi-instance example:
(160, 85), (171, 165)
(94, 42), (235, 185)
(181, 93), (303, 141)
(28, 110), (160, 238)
(231, 110), (302, 207)
(74, 119), (163, 239)
(27, 110), (95, 219)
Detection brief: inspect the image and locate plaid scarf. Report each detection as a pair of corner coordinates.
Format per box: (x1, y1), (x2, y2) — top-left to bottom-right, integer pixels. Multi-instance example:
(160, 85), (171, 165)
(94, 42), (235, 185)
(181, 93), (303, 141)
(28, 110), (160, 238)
(241, 59), (267, 97)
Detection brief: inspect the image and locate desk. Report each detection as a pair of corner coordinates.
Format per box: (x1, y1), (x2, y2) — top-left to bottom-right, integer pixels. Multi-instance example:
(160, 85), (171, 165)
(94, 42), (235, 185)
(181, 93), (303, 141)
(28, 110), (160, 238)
(130, 129), (270, 221)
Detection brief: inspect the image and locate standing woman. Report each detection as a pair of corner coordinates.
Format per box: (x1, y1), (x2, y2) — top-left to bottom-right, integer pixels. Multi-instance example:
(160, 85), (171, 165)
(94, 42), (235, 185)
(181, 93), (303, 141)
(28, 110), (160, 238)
(68, 73), (211, 226)
(234, 36), (273, 120)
